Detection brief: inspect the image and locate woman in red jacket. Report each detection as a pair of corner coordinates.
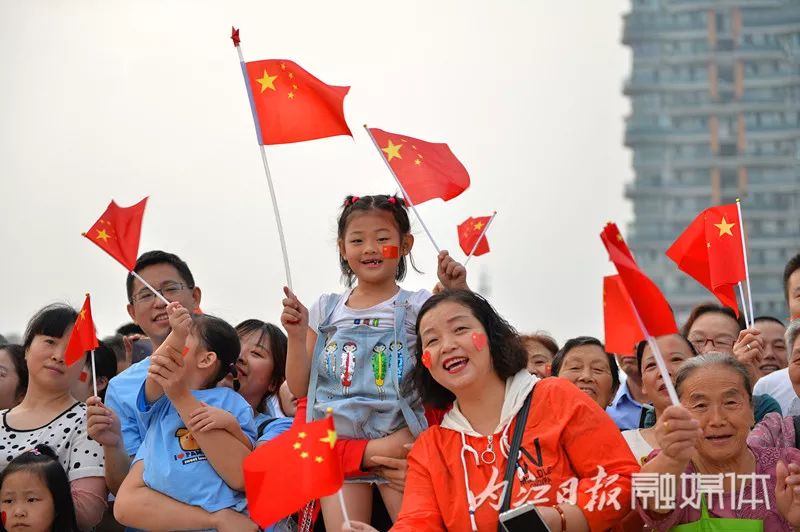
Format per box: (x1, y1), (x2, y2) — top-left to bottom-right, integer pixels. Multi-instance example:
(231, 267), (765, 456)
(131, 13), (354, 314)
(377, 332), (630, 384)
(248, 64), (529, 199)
(347, 290), (639, 531)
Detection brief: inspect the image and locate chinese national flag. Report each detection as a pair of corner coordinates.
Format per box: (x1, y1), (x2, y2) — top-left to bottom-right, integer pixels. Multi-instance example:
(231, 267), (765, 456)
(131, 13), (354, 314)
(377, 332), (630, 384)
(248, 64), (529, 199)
(244, 59), (351, 145)
(64, 294), (99, 367)
(666, 204), (745, 315)
(600, 223), (678, 337)
(83, 198), (147, 271)
(603, 276), (642, 356)
(244, 416), (343, 528)
(457, 216), (492, 257)
(368, 128), (470, 205)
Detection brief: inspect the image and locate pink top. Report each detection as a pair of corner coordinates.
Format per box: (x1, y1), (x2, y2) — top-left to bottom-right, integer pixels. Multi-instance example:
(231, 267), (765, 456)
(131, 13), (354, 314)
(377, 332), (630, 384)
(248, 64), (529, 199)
(637, 446), (800, 531)
(748, 412), (796, 449)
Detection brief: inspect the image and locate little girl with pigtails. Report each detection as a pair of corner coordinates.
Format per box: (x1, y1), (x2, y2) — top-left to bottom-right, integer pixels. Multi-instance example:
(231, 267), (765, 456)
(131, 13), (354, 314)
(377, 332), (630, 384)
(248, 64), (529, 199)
(281, 194), (468, 530)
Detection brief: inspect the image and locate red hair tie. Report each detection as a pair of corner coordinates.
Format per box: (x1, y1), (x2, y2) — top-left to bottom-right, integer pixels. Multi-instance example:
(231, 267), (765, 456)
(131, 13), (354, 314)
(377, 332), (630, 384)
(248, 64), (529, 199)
(388, 197), (397, 205)
(351, 196), (360, 204)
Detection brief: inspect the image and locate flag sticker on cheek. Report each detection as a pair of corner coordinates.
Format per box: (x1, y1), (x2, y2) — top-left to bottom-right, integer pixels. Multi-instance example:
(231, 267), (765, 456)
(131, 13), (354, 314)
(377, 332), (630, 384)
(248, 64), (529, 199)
(182, 346), (190, 357)
(382, 245), (399, 259)
(2, 510), (6, 525)
(79, 371), (89, 383)
(471, 332), (487, 351)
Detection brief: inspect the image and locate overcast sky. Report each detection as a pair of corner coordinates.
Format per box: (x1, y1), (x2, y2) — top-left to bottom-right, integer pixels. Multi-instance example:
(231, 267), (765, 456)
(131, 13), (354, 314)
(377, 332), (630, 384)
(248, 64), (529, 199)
(0, 0), (633, 344)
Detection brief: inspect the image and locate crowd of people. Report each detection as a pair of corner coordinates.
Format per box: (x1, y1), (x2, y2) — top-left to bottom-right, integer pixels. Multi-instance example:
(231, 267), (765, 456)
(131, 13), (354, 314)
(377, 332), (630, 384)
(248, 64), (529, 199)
(1, 193), (800, 531)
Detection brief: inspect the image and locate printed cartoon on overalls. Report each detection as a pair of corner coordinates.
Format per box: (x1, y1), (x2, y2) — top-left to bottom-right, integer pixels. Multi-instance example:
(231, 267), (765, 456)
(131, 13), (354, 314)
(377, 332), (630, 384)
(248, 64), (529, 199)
(306, 291), (426, 442)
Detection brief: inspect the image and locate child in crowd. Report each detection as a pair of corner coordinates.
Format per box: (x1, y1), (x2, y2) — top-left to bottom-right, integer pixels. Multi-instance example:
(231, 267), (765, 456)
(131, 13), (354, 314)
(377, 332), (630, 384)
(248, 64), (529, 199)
(113, 303), (258, 530)
(0, 444), (79, 532)
(281, 194), (468, 529)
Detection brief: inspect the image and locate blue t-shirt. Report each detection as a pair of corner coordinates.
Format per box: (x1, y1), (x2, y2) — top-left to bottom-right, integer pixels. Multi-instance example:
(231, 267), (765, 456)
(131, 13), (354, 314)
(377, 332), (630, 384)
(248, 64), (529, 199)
(134, 385), (257, 513)
(255, 413), (293, 444)
(105, 357), (152, 456)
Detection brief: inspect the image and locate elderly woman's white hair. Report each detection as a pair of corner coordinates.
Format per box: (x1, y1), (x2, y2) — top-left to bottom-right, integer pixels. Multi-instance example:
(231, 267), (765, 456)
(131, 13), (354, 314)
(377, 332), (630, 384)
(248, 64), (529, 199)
(786, 318), (800, 362)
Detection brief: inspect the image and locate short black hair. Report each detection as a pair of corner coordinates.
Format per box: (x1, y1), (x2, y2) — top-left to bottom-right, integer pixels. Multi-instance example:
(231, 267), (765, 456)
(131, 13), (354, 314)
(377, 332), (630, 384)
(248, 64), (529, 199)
(22, 304), (78, 350)
(116, 322), (145, 336)
(681, 302), (745, 337)
(551, 336), (621, 392)
(126, 250), (195, 303)
(84, 342), (118, 401)
(192, 314), (241, 389)
(404, 290), (527, 409)
(0, 444), (79, 531)
(336, 194), (420, 288)
(235, 319), (287, 408)
(635, 334), (698, 375)
(0, 344), (27, 401)
(754, 315), (785, 328)
(784, 253), (800, 303)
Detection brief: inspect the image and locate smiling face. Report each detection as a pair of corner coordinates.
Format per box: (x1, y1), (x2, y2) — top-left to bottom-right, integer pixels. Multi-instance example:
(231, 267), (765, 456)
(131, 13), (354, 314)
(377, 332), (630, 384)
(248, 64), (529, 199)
(25, 329), (83, 393)
(523, 339), (553, 379)
(557, 345), (617, 408)
(1, 470), (56, 532)
(641, 334), (695, 414)
(233, 329), (275, 408)
(788, 268), (800, 319)
(754, 319), (787, 377)
(418, 300), (501, 397)
(687, 312), (740, 355)
(679, 365), (753, 465)
(338, 209), (412, 287)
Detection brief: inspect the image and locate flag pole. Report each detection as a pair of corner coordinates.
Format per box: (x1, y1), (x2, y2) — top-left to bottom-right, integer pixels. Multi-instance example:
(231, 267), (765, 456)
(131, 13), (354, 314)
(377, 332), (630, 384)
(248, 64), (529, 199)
(736, 199), (755, 328)
(90, 350), (98, 398)
(232, 28), (293, 290)
(130, 271), (171, 306)
(464, 212), (497, 267)
(363, 125), (441, 254)
(737, 282), (752, 329)
(324, 407), (350, 526)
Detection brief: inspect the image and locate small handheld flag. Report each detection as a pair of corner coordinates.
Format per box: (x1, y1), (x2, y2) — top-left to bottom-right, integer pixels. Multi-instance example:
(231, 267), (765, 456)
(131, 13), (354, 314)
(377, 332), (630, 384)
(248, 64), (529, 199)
(64, 295), (100, 397)
(458, 213), (496, 265)
(83, 198), (147, 272)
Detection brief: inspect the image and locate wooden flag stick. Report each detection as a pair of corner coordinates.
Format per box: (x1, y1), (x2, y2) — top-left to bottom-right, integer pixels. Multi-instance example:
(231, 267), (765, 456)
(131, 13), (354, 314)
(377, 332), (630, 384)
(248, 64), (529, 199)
(464, 212), (497, 267)
(363, 125), (441, 254)
(736, 199), (755, 327)
(232, 28), (293, 290)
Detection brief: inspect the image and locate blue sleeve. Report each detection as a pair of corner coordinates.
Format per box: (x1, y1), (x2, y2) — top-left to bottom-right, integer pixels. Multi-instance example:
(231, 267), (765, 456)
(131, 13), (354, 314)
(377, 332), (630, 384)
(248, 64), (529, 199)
(232, 397), (258, 445)
(105, 379), (143, 457)
(135, 383), (168, 429)
(257, 417), (293, 443)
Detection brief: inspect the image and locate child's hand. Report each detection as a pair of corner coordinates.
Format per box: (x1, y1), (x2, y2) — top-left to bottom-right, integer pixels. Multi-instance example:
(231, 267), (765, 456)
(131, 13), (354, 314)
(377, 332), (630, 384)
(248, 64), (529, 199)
(148, 347), (189, 400)
(281, 286), (309, 339)
(437, 250), (468, 291)
(86, 396), (122, 448)
(167, 302), (192, 339)
(188, 403), (237, 433)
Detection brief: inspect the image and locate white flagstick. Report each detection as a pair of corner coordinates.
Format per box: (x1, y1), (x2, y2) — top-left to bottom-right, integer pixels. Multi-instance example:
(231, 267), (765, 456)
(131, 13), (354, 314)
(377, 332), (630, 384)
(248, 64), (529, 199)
(337, 490), (351, 528)
(463, 212), (497, 267)
(736, 199), (755, 327)
(130, 271), (170, 306)
(90, 350), (98, 398)
(737, 282), (752, 329)
(363, 125), (441, 253)
(233, 31), (293, 290)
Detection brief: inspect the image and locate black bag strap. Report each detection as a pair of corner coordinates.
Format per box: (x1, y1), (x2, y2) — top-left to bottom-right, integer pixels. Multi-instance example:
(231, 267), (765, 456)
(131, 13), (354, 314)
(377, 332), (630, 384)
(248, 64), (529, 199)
(498, 385), (535, 522)
(793, 415), (800, 450)
(257, 416), (279, 439)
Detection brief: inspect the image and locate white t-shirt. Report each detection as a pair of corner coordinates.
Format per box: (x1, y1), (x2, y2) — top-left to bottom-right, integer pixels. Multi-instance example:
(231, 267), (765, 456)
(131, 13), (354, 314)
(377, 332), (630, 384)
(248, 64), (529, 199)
(0, 402), (104, 481)
(621, 428), (654, 466)
(753, 367), (800, 415)
(308, 288), (431, 345)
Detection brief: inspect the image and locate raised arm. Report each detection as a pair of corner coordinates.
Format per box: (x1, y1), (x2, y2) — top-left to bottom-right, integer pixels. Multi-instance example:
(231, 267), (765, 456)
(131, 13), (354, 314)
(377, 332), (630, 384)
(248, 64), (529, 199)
(145, 302), (191, 404)
(436, 250), (469, 291)
(281, 286), (315, 398)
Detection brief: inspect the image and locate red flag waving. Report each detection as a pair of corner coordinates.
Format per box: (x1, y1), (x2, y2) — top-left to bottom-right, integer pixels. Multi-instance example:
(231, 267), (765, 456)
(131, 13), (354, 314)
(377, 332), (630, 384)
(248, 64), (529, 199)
(603, 276), (642, 356)
(64, 294), (99, 367)
(666, 203), (744, 315)
(457, 215), (492, 257)
(244, 416), (343, 528)
(244, 59), (351, 145)
(368, 128), (470, 205)
(83, 198), (147, 271)
(601, 223), (678, 337)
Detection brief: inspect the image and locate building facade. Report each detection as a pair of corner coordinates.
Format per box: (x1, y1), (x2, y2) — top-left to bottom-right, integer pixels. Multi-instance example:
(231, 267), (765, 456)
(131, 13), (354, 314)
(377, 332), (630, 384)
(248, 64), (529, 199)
(623, 0), (800, 322)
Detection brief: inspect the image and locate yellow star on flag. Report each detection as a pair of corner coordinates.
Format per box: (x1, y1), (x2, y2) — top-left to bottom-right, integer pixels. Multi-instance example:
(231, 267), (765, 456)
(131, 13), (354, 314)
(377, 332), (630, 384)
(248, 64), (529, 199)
(315, 456), (324, 463)
(288, 92), (295, 99)
(714, 217), (735, 237)
(382, 140), (403, 162)
(616, 233), (623, 242)
(256, 70), (278, 92)
(293, 442), (301, 450)
(320, 429), (337, 449)
(414, 158), (422, 166)
(474, 221), (485, 230)
(298, 432), (307, 439)
(79, 309), (87, 320)
(95, 229), (110, 242)
(300, 451), (309, 459)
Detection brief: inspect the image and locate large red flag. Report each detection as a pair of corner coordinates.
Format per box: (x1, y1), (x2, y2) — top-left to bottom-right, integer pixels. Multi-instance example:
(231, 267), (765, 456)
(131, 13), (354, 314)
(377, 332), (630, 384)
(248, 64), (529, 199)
(368, 128), (470, 205)
(666, 203), (744, 315)
(83, 198), (147, 271)
(603, 275), (642, 356)
(600, 223), (678, 337)
(243, 59), (351, 145)
(457, 215), (492, 257)
(244, 416), (343, 528)
(64, 294), (99, 367)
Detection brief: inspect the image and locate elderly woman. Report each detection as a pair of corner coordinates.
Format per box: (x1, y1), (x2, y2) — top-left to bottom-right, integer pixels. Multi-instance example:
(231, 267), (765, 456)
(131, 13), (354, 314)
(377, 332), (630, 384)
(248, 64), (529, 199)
(749, 319), (800, 448)
(683, 302), (781, 422)
(637, 353), (800, 529)
(520, 332), (559, 379)
(551, 336), (620, 409)
(347, 291), (639, 531)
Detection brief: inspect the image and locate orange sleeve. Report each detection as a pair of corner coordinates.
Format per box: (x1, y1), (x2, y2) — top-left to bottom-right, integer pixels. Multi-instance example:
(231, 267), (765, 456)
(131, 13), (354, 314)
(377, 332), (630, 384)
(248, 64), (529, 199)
(391, 434), (447, 532)
(553, 380), (640, 530)
(295, 397), (368, 477)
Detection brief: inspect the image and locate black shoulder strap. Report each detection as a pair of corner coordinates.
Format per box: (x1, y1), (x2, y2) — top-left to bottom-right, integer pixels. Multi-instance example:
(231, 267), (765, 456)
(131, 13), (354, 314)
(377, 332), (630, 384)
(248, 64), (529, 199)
(793, 415), (800, 449)
(498, 385), (535, 522)
(257, 416), (279, 438)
